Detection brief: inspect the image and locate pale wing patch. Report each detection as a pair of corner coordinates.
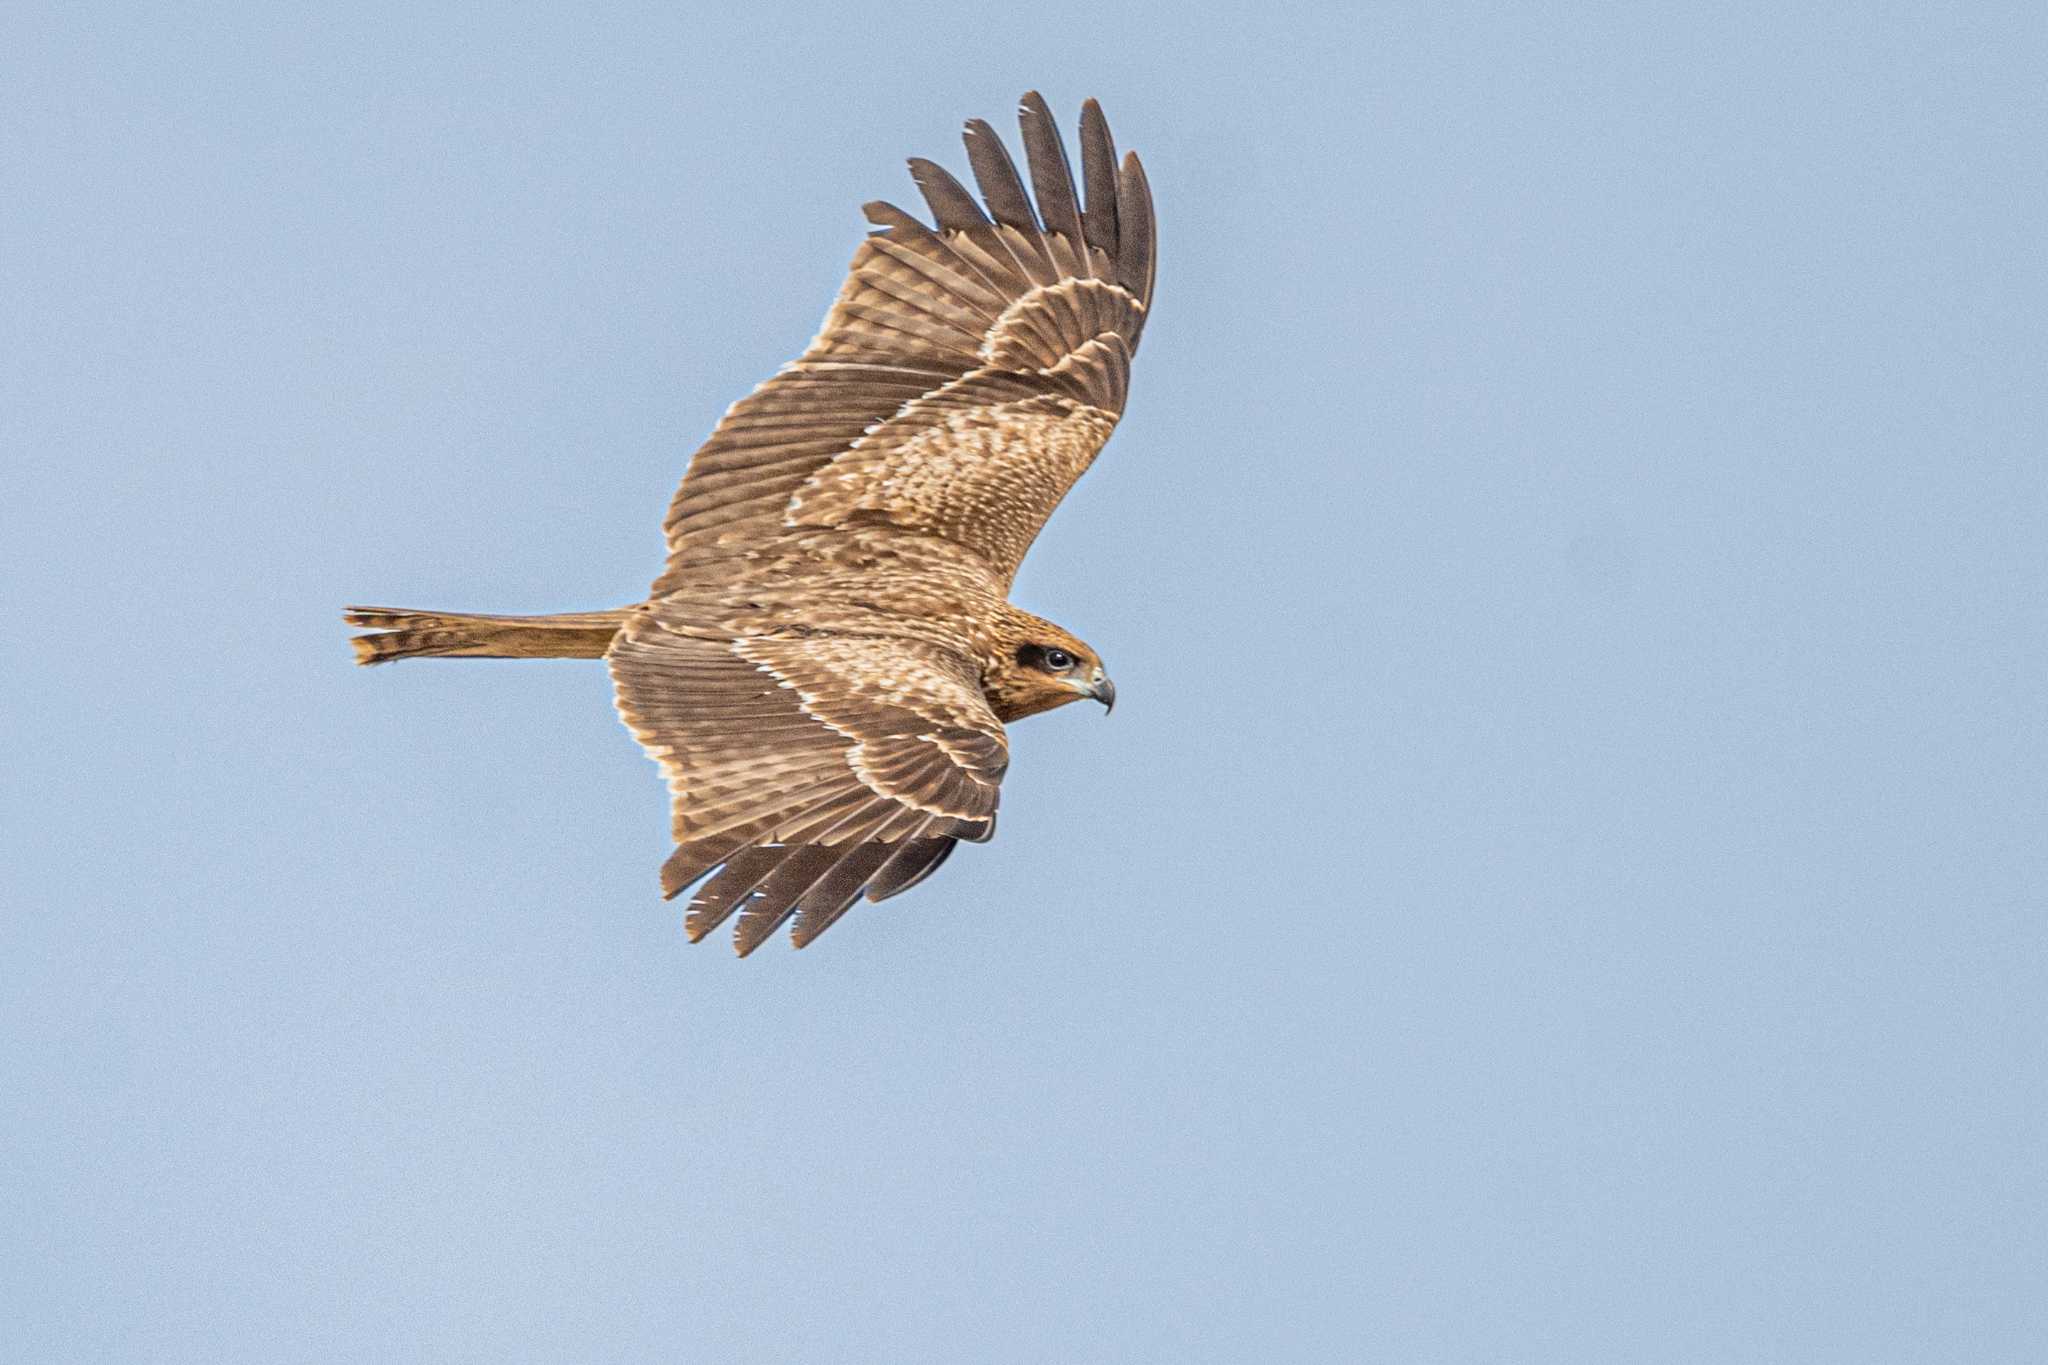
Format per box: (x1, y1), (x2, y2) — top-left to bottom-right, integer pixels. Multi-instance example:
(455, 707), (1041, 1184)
(790, 394), (1117, 576)
(734, 635), (990, 728)
(979, 278), (1145, 370)
(847, 737), (995, 818)
(733, 635), (1008, 821)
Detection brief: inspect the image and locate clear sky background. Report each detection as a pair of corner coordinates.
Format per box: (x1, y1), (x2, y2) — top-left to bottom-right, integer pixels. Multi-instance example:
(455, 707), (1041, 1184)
(5, 4), (2044, 1361)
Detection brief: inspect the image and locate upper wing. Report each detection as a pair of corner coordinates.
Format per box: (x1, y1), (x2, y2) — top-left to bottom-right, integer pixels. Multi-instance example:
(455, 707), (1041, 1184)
(608, 609), (1007, 954)
(653, 92), (1155, 594)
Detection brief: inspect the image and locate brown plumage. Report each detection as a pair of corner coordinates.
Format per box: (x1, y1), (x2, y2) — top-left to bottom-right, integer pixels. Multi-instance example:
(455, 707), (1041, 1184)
(346, 93), (1154, 953)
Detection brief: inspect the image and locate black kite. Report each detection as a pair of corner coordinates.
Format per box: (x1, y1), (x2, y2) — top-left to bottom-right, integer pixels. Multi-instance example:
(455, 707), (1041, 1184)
(348, 93), (1155, 953)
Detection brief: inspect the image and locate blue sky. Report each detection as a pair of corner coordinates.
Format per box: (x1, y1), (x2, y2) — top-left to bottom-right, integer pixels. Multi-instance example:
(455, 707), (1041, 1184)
(5, 4), (2044, 1361)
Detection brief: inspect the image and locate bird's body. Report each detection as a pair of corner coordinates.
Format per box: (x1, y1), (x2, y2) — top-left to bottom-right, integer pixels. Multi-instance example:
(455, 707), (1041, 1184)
(349, 93), (1153, 953)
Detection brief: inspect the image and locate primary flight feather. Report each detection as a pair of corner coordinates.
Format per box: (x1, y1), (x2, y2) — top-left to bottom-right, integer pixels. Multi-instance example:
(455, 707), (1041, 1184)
(347, 93), (1154, 954)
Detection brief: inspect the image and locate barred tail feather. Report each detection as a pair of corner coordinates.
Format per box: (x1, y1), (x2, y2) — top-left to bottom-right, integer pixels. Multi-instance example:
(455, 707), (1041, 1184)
(345, 605), (631, 665)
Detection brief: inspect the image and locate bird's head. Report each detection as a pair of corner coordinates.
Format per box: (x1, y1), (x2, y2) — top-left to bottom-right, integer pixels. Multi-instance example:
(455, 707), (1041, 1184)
(983, 613), (1114, 722)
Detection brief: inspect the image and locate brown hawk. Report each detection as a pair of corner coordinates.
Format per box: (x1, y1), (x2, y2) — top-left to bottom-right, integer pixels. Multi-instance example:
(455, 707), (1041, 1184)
(347, 93), (1154, 953)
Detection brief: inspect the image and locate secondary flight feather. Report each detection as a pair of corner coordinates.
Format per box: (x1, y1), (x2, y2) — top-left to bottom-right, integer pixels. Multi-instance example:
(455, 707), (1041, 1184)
(347, 93), (1155, 953)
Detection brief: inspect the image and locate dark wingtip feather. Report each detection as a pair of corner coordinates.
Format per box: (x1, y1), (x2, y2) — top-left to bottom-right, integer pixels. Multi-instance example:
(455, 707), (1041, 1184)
(683, 846), (781, 941)
(908, 157), (990, 232)
(1115, 150), (1155, 306)
(962, 118), (1039, 233)
(863, 199), (929, 235)
(789, 845), (892, 948)
(661, 837), (739, 901)
(865, 838), (956, 904)
(732, 891), (798, 957)
(1016, 91), (1087, 253)
(731, 844), (854, 956)
(1078, 99), (1120, 258)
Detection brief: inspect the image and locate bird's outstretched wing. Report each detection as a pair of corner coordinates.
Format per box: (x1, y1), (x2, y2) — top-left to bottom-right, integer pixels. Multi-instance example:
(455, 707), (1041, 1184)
(654, 92), (1154, 593)
(608, 608), (1007, 954)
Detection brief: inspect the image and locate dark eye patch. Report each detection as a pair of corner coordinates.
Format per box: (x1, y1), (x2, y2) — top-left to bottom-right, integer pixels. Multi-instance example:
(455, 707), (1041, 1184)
(1014, 644), (1077, 673)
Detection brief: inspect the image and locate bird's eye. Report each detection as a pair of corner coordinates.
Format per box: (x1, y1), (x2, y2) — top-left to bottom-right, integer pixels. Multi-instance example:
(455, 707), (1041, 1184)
(1042, 648), (1074, 671)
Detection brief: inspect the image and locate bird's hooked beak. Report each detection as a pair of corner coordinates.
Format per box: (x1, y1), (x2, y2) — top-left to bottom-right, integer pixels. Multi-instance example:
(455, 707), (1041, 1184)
(1085, 669), (1116, 714)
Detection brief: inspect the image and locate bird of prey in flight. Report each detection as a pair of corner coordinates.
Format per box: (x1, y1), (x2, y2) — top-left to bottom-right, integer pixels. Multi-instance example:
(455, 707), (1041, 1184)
(348, 93), (1155, 954)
